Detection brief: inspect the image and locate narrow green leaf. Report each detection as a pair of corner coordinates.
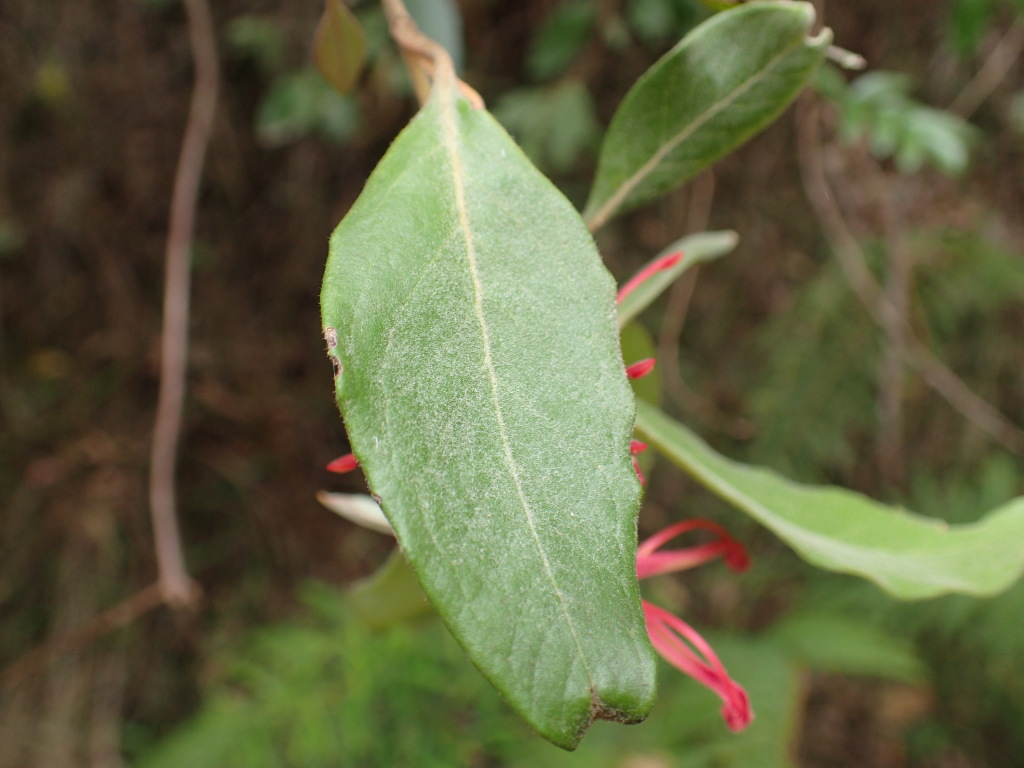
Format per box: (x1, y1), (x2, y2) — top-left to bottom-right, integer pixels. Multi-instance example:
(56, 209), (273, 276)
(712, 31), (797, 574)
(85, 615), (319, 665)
(585, 2), (831, 229)
(313, 0), (367, 94)
(321, 74), (655, 748)
(635, 401), (1024, 600)
(616, 230), (738, 328)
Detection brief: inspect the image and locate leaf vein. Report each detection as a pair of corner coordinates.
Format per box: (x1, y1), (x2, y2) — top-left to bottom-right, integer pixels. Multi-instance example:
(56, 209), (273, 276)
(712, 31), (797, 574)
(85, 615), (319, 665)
(437, 82), (596, 689)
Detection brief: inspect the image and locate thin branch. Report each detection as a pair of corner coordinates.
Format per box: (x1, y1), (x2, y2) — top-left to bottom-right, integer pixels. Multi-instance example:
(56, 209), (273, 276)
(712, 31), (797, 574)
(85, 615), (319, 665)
(149, 0), (219, 608)
(877, 234), (909, 485)
(380, 0), (482, 108)
(1, 583), (165, 691)
(659, 171), (714, 418)
(795, 95), (1024, 455)
(948, 19), (1024, 119)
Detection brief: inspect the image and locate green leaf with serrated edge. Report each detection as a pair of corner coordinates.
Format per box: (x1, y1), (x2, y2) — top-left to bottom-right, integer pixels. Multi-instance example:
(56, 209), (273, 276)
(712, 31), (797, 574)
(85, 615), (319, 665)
(321, 72), (655, 749)
(616, 230), (738, 329)
(314, 0), (367, 94)
(635, 401), (1024, 600)
(584, 2), (831, 230)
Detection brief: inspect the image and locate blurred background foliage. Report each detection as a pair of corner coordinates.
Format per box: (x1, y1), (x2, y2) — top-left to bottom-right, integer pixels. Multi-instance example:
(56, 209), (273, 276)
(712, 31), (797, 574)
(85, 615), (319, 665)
(1, 0), (1023, 766)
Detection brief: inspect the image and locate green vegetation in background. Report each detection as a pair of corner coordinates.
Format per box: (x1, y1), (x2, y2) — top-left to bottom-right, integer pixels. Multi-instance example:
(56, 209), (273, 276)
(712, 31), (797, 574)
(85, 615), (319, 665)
(816, 67), (977, 175)
(137, 583), (927, 768)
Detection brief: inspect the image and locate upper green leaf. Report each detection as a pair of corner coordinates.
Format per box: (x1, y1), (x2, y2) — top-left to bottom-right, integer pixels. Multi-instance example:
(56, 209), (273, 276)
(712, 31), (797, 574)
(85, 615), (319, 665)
(635, 401), (1024, 600)
(321, 73), (655, 748)
(584, 1), (831, 230)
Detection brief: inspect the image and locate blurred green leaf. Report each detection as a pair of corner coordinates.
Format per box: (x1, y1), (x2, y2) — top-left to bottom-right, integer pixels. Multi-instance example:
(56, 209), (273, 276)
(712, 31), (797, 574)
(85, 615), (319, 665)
(585, 1), (830, 229)
(902, 108), (974, 174)
(526, 1), (596, 81)
(769, 611), (928, 683)
(321, 74), (655, 748)
(492, 80), (599, 173)
(626, 0), (698, 45)
(635, 400), (1024, 600)
(349, 548), (433, 629)
(256, 69), (360, 146)
(226, 15), (286, 73)
(313, 0), (367, 94)
(948, 0), (995, 55)
(627, 0), (677, 43)
(820, 67), (976, 176)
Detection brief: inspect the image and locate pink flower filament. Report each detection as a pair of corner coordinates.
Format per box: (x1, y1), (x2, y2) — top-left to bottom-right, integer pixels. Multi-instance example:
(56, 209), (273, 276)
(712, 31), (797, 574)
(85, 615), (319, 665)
(626, 358), (657, 380)
(643, 600), (753, 733)
(616, 251), (684, 304)
(326, 453), (359, 474)
(637, 519), (754, 731)
(637, 519), (750, 580)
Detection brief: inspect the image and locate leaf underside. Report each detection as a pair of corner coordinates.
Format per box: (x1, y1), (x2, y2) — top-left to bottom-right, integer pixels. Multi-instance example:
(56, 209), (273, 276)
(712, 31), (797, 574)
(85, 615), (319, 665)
(321, 75), (654, 748)
(585, 1), (831, 229)
(636, 401), (1024, 600)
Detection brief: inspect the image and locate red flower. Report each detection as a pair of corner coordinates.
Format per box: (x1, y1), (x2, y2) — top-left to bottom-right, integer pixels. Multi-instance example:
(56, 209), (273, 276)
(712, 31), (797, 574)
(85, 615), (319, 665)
(637, 519), (754, 732)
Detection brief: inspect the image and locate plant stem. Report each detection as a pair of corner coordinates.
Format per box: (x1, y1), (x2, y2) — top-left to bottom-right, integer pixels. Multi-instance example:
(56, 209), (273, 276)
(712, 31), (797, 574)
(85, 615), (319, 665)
(796, 94), (1024, 455)
(148, 0), (219, 608)
(380, 0), (482, 108)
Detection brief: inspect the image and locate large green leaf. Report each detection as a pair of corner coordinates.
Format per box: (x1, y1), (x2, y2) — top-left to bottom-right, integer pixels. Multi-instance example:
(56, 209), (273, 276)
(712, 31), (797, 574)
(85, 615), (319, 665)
(635, 401), (1024, 599)
(584, 2), (831, 230)
(321, 73), (655, 748)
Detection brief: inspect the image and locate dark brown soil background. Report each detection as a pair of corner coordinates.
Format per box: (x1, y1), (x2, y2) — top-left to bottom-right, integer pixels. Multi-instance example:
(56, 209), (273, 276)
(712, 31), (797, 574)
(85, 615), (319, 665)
(2, 0), (1022, 766)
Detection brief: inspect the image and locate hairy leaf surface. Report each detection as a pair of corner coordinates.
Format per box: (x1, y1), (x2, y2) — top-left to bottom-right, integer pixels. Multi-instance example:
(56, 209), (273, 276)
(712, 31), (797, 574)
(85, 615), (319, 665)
(585, 2), (830, 229)
(321, 75), (654, 748)
(636, 401), (1024, 599)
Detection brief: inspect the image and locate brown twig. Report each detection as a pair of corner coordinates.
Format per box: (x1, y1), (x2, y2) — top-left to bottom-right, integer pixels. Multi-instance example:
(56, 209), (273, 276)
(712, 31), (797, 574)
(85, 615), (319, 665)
(380, 0), (483, 108)
(148, 0), (219, 608)
(948, 19), (1024, 119)
(658, 171), (715, 418)
(1, 583), (165, 691)
(795, 94), (1024, 455)
(877, 233), (910, 486)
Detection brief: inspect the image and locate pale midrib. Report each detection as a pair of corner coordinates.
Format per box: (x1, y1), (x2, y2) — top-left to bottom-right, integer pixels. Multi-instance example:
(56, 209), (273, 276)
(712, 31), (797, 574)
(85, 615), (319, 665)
(589, 40), (804, 229)
(437, 88), (596, 691)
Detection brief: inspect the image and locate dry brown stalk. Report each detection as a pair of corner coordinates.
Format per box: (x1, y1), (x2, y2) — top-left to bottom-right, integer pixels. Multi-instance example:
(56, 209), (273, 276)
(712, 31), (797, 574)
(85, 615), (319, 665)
(148, 0), (219, 608)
